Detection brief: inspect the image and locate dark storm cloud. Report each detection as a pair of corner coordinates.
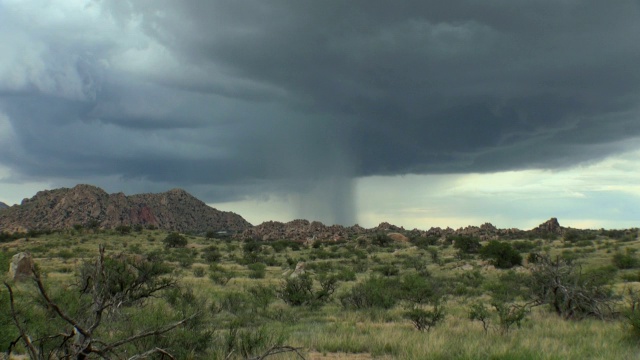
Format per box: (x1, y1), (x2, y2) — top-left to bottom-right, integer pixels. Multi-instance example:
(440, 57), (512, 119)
(1, 0), (640, 224)
(113, 0), (640, 173)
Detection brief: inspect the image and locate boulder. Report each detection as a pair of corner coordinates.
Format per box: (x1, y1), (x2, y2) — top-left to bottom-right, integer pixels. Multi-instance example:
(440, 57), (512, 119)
(9, 252), (33, 281)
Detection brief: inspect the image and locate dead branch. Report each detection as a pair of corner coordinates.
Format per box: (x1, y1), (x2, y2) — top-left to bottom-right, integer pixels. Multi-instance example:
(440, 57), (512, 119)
(31, 266), (91, 339)
(4, 282), (39, 359)
(97, 316), (192, 355)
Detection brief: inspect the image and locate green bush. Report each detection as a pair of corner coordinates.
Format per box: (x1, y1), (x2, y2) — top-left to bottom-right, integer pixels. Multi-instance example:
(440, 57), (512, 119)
(480, 241), (522, 269)
(278, 273), (338, 307)
(374, 264), (400, 277)
(399, 273), (440, 304)
(340, 276), (397, 310)
(404, 303), (445, 331)
(613, 249), (639, 269)
(193, 267), (206, 277)
(202, 245), (222, 263)
(452, 236), (481, 254)
(372, 233), (393, 247)
(512, 240), (539, 253)
(163, 232), (188, 248)
(209, 264), (236, 285)
(248, 262), (267, 279)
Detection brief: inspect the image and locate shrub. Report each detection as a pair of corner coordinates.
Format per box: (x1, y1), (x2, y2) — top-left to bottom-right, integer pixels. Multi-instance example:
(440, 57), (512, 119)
(220, 324), (287, 359)
(624, 288), (640, 339)
(427, 247), (440, 264)
(340, 276), (397, 310)
(278, 273), (338, 307)
(374, 264), (400, 277)
(512, 240), (539, 253)
(484, 271), (528, 303)
(372, 233), (393, 247)
(410, 236), (439, 249)
(247, 285), (276, 311)
(480, 241), (522, 269)
(193, 267), (206, 278)
(248, 262), (267, 279)
(452, 236), (481, 254)
(209, 264), (236, 285)
(115, 225), (131, 235)
(613, 249), (639, 269)
(399, 273), (440, 304)
(493, 302), (529, 335)
(242, 241), (264, 264)
(163, 232), (188, 248)
(404, 303), (445, 331)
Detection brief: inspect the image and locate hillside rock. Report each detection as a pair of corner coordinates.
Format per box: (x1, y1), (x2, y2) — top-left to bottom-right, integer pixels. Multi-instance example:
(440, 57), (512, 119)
(0, 201), (8, 210)
(0, 184), (251, 234)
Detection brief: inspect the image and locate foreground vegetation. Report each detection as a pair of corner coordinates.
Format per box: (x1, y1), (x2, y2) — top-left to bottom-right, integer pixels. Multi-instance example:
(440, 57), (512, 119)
(2, 226), (640, 359)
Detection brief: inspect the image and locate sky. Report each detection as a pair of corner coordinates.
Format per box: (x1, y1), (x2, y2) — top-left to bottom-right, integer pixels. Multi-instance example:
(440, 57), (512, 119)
(1, 1), (640, 230)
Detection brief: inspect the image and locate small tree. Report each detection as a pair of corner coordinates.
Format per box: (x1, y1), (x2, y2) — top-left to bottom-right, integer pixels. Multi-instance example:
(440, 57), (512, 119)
(164, 232), (188, 248)
(468, 302), (491, 333)
(493, 302), (528, 335)
(404, 301), (445, 331)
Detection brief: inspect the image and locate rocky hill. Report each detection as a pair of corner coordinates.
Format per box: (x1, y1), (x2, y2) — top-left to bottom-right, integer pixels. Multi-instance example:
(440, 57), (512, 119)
(0, 201), (8, 210)
(0, 184), (251, 234)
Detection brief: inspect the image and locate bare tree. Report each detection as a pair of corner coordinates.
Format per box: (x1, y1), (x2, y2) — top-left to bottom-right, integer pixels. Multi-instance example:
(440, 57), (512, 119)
(527, 254), (616, 320)
(4, 245), (193, 359)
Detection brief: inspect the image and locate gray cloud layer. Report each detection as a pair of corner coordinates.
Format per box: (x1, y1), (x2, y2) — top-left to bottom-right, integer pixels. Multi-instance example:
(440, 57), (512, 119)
(1, 1), (640, 224)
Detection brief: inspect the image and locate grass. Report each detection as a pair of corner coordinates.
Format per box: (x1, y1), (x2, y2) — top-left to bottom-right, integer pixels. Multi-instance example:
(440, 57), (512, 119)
(1, 228), (640, 358)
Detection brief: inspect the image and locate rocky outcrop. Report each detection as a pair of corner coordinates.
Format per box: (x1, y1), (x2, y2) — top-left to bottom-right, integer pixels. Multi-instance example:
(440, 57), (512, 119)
(0, 184), (251, 234)
(238, 218), (566, 242)
(0, 201), (8, 210)
(9, 252), (33, 281)
(239, 219), (369, 241)
(532, 217), (564, 235)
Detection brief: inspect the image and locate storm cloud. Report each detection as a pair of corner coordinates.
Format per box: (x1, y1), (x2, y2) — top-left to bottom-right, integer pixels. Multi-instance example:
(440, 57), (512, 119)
(1, 1), (639, 225)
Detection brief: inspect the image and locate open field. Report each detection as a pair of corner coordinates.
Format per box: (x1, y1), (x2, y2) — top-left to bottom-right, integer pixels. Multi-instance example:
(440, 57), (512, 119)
(2, 227), (640, 359)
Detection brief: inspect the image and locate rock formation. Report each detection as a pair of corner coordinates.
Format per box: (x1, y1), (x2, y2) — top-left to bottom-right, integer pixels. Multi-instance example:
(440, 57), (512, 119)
(532, 217), (564, 235)
(9, 252), (33, 281)
(0, 184), (251, 234)
(0, 201), (8, 210)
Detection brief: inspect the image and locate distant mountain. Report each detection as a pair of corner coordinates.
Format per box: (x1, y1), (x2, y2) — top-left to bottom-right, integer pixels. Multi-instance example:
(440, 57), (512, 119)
(0, 183), (582, 242)
(0, 201), (8, 210)
(0, 184), (251, 233)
